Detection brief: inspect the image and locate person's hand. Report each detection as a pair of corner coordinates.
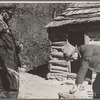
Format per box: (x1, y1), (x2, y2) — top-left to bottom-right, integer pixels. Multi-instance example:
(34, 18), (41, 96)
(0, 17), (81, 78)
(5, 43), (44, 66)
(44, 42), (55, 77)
(19, 44), (23, 51)
(16, 43), (23, 54)
(80, 81), (88, 91)
(0, 14), (3, 20)
(69, 84), (82, 94)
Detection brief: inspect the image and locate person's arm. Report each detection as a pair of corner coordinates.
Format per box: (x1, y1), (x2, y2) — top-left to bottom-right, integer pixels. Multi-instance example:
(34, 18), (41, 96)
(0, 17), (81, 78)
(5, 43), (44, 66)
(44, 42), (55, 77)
(16, 42), (23, 54)
(76, 45), (93, 84)
(84, 68), (92, 85)
(79, 69), (92, 91)
(75, 59), (89, 84)
(70, 45), (93, 94)
(70, 59), (89, 94)
(0, 22), (4, 33)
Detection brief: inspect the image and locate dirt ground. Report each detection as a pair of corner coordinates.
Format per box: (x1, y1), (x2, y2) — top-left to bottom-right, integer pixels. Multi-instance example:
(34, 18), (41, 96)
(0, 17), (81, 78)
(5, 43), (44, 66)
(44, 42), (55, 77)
(17, 69), (94, 99)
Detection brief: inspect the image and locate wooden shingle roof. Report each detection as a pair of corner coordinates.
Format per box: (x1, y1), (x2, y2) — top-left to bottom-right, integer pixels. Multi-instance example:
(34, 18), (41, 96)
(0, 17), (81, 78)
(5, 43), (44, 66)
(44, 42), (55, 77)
(45, 3), (100, 28)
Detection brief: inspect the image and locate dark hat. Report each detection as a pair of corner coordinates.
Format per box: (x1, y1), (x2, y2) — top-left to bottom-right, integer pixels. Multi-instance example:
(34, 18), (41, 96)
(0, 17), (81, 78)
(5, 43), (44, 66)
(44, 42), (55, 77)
(0, 3), (16, 13)
(0, 3), (16, 9)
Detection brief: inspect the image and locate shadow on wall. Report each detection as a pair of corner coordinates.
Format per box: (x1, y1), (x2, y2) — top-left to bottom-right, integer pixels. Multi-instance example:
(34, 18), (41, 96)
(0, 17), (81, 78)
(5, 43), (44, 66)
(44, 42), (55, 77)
(27, 63), (49, 78)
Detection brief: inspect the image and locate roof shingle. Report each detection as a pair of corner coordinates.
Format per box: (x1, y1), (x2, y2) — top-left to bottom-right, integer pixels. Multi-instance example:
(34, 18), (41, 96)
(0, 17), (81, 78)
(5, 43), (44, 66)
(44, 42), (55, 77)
(45, 3), (100, 28)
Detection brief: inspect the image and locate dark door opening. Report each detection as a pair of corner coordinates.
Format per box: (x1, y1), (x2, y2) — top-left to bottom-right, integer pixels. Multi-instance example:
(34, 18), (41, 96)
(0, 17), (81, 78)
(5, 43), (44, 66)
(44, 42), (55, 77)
(68, 31), (84, 73)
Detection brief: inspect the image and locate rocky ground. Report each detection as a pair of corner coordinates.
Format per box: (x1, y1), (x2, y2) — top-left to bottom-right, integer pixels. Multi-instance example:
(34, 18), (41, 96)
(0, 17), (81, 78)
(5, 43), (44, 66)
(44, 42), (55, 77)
(17, 69), (94, 99)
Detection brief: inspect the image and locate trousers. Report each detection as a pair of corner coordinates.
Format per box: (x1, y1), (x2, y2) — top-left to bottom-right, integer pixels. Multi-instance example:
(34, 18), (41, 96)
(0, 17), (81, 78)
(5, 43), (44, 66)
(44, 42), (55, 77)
(0, 70), (19, 98)
(93, 73), (100, 98)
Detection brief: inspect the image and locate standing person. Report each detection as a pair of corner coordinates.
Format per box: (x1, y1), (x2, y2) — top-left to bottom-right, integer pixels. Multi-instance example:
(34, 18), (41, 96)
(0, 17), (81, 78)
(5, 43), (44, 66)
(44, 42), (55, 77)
(0, 4), (21, 98)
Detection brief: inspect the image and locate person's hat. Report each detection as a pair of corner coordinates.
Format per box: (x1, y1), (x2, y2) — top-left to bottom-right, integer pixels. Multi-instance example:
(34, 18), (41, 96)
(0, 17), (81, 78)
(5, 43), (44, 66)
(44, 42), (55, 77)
(0, 4), (16, 14)
(0, 4), (16, 9)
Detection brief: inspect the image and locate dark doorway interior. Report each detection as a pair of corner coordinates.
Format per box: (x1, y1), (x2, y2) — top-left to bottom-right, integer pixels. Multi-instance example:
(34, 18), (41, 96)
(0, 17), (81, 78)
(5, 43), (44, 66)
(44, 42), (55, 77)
(68, 32), (84, 46)
(68, 31), (84, 73)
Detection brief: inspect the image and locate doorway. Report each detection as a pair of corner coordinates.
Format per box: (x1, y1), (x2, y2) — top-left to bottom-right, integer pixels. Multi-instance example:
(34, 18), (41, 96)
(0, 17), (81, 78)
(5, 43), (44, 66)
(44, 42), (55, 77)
(68, 31), (84, 73)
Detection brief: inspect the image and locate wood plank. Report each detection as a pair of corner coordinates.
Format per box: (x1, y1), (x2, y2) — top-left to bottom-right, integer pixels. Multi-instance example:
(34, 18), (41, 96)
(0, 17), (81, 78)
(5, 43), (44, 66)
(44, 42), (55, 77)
(47, 72), (68, 80)
(51, 46), (63, 50)
(50, 65), (68, 72)
(58, 92), (76, 99)
(67, 73), (77, 79)
(51, 41), (66, 46)
(84, 34), (90, 44)
(49, 60), (70, 67)
(50, 52), (63, 58)
(50, 69), (68, 73)
(47, 72), (68, 77)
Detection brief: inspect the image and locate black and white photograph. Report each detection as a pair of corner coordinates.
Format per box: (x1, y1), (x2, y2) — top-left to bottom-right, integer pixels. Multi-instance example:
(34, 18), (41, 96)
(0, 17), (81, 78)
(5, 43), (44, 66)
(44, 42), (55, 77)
(0, 2), (100, 99)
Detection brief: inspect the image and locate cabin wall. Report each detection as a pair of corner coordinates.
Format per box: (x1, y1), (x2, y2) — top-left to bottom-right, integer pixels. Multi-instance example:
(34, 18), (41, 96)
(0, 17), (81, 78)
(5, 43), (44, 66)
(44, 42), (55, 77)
(47, 22), (100, 81)
(47, 27), (73, 81)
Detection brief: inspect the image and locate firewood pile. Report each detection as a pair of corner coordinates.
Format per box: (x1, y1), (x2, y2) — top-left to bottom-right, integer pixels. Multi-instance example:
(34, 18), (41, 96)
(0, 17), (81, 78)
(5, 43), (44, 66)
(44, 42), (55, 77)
(47, 41), (77, 81)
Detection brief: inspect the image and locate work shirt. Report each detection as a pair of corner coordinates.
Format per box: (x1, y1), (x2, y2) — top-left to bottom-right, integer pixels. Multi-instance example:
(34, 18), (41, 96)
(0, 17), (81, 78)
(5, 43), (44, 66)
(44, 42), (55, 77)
(76, 45), (100, 84)
(0, 20), (21, 72)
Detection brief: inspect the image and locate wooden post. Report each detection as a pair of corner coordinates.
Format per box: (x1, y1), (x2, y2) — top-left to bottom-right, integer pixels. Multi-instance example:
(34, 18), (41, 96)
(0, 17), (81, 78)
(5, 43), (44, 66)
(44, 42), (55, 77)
(84, 34), (90, 44)
(68, 61), (71, 73)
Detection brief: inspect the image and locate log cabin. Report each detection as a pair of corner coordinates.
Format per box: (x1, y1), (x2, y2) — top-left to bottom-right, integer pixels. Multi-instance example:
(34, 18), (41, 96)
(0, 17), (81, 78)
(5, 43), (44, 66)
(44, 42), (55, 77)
(45, 3), (100, 80)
